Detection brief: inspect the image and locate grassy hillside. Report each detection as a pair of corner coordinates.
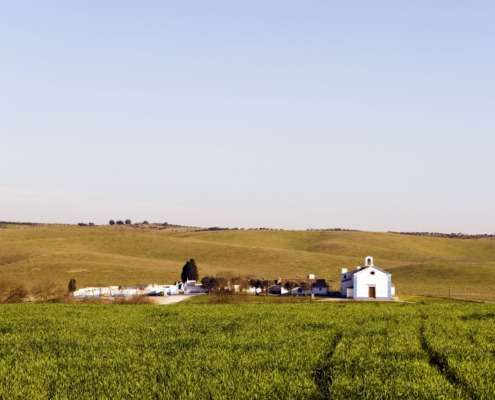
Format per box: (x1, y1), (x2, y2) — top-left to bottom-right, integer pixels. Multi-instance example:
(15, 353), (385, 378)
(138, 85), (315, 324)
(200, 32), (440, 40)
(1, 225), (495, 299)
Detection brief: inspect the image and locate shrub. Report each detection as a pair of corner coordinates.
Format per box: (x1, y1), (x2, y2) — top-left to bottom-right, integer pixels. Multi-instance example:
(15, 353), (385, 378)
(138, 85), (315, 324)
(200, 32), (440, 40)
(30, 282), (61, 302)
(3, 286), (28, 303)
(114, 296), (152, 305)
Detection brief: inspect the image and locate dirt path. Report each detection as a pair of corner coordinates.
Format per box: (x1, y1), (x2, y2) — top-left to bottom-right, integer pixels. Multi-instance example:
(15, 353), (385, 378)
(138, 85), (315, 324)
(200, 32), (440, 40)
(150, 294), (203, 305)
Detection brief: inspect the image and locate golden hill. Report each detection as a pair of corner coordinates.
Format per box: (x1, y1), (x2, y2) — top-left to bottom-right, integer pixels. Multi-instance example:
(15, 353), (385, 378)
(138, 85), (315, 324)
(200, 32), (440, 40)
(1, 225), (494, 300)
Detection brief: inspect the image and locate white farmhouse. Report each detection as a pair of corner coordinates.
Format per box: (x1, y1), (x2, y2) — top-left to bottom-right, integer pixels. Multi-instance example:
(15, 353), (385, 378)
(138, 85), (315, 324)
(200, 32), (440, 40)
(340, 256), (395, 300)
(180, 280), (207, 294)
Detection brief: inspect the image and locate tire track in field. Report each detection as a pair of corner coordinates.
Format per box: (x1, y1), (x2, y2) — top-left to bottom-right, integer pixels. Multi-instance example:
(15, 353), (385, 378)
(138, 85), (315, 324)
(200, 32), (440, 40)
(312, 332), (342, 400)
(419, 315), (474, 400)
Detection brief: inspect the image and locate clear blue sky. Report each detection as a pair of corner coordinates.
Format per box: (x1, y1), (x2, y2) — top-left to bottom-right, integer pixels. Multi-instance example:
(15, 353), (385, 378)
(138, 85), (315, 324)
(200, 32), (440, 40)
(1, 1), (494, 232)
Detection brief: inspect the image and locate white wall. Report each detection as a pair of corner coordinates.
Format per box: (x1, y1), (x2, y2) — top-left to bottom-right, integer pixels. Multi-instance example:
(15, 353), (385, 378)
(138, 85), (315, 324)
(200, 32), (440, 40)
(341, 278), (353, 297)
(354, 267), (391, 299)
(313, 287), (327, 296)
(184, 282), (207, 294)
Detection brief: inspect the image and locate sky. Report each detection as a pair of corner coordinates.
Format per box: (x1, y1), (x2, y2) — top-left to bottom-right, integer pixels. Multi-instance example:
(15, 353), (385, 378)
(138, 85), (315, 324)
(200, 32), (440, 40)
(1, 1), (494, 233)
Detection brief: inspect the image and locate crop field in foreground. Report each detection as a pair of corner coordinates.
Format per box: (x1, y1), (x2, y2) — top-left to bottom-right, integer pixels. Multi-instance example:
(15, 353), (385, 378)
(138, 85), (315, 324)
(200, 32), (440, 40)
(0, 302), (494, 399)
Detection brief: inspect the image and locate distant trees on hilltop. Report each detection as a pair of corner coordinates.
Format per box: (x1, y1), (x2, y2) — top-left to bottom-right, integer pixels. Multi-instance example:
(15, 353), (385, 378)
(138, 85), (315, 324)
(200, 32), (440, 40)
(107, 219), (133, 226)
(388, 231), (495, 240)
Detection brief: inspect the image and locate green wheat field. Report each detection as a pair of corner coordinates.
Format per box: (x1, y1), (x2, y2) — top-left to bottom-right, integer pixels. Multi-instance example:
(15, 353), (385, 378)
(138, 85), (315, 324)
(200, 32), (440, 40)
(0, 302), (494, 399)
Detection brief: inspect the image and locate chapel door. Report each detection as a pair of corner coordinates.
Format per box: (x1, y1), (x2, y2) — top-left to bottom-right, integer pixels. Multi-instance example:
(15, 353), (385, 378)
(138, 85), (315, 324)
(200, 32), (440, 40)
(368, 287), (376, 298)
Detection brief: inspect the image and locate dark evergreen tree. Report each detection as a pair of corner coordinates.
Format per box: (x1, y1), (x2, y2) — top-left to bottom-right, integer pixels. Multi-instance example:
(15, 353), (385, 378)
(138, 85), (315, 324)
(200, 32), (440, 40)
(68, 278), (77, 293)
(181, 259), (199, 282)
(189, 259), (199, 281)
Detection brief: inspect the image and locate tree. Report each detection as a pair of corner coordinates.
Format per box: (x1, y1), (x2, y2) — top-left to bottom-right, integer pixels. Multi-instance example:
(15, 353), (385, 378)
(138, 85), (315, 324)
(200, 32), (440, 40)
(231, 276), (249, 292)
(116, 220), (124, 225)
(201, 276), (228, 294)
(125, 219), (132, 225)
(181, 259), (199, 283)
(201, 276), (218, 294)
(299, 281), (311, 296)
(180, 261), (189, 283)
(284, 280), (298, 296)
(142, 220), (149, 225)
(109, 220), (115, 225)
(249, 278), (264, 296)
(189, 259), (199, 281)
(68, 279), (77, 294)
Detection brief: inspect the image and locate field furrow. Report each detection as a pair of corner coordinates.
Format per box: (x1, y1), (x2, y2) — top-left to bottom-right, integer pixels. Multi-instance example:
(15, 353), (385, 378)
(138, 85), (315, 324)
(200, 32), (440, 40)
(0, 303), (494, 399)
(422, 305), (495, 399)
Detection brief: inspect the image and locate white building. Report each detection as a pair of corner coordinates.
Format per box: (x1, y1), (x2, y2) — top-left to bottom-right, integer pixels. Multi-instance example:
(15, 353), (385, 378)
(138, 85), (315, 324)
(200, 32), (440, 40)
(246, 286), (263, 295)
(73, 284), (177, 298)
(73, 286), (123, 298)
(144, 284), (181, 296)
(163, 285), (179, 295)
(312, 279), (328, 296)
(181, 280), (207, 294)
(340, 256), (396, 300)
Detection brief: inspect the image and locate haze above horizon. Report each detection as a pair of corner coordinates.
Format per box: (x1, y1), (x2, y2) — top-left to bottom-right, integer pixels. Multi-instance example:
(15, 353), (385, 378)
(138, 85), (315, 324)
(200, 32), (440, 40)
(2, 1), (494, 233)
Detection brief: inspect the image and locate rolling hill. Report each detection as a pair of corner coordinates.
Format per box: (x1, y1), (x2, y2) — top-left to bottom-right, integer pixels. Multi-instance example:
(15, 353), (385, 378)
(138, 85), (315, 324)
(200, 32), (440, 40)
(1, 224), (495, 300)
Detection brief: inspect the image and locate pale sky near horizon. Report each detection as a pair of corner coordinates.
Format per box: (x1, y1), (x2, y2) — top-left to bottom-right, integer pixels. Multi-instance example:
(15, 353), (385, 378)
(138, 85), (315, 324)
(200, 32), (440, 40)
(1, 1), (494, 233)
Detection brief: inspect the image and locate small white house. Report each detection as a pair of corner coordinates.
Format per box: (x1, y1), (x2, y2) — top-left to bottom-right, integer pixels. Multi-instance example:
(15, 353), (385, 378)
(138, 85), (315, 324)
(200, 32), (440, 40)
(340, 256), (395, 300)
(163, 285), (179, 295)
(182, 280), (207, 294)
(312, 279), (328, 296)
(246, 286), (263, 295)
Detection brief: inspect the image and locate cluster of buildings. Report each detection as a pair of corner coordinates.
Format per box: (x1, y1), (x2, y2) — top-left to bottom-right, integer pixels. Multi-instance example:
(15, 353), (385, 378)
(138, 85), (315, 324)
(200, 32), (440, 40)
(262, 276), (329, 296)
(73, 256), (396, 301)
(72, 280), (207, 298)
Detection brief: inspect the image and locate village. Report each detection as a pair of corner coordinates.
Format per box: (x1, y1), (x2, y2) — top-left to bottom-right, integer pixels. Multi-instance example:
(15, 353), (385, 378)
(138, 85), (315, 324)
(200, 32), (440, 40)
(73, 256), (397, 301)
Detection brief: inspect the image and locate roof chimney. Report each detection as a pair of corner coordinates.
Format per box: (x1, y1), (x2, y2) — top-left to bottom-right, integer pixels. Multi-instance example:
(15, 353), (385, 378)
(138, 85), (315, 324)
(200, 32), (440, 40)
(341, 267), (348, 274)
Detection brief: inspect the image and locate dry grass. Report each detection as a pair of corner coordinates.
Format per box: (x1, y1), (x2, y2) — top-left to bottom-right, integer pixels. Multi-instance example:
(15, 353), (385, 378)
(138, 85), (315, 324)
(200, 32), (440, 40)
(0, 224), (494, 299)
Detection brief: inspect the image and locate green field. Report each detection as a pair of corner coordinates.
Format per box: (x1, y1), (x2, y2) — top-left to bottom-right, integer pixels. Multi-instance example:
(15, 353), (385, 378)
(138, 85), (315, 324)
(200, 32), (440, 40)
(0, 302), (494, 399)
(1, 225), (495, 300)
